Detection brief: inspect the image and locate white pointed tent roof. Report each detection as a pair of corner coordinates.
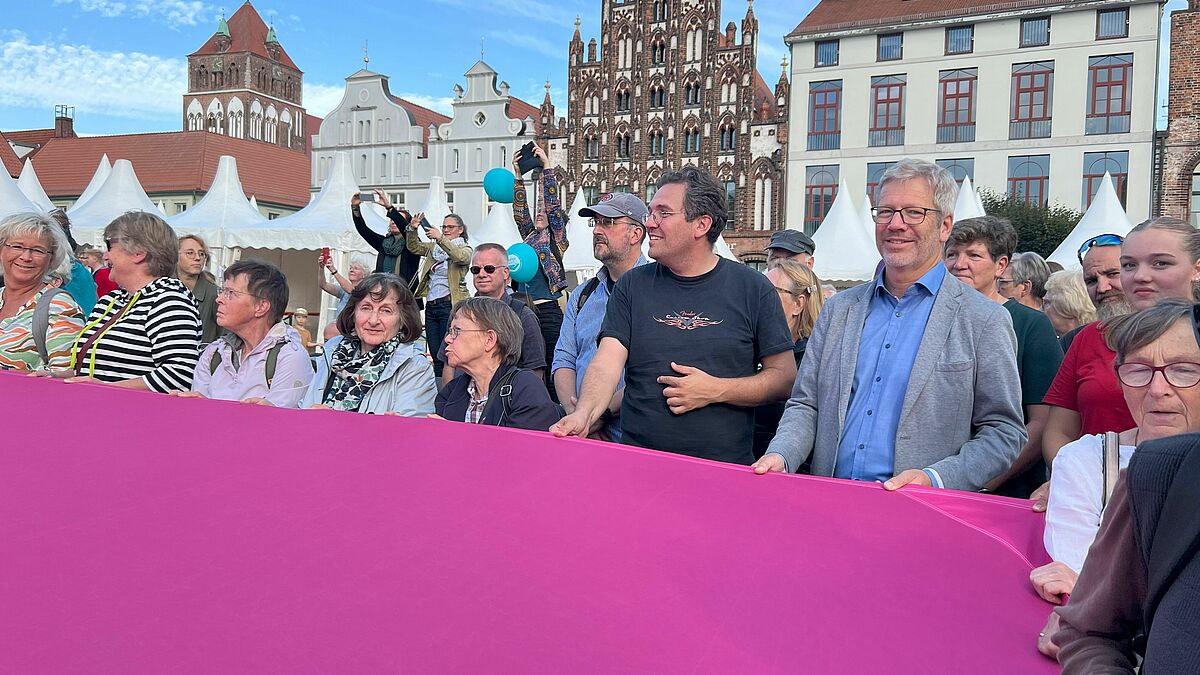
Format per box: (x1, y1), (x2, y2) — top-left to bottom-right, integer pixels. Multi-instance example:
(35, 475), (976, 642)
(474, 202), (522, 249)
(858, 191), (875, 241)
(17, 160), (54, 212)
(223, 152), (387, 253)
(0, 170), (38, 220)
(973, 182), (986, 215)
(248, 195), (259, 211)
(562, 191), (599, 272)
(1048, 172), (1134, 271)
(812, 179), (881, 282)
(714, 235), (739, 261)
(69, 154), (111, 214)
(414, 176), (451, 244)
(70, 159), (165, 244)
(953, 175), (986, 223)
(168, 156), (265, 247)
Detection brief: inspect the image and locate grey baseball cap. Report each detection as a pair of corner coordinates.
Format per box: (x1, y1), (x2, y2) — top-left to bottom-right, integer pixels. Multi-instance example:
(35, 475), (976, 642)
(766, 229), (816, 256)
(579, 192), (650, 225)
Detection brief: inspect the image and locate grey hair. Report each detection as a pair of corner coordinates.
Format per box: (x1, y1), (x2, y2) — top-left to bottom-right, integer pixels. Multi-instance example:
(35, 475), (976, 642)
(879, 158), (958, 220)
(348, 256), (372, 273)
(1044, 270), (1097, 327)
(448, 296), (524, 367)
(1008, 252), (1052, 300)
(657, 166), (727, 243)
(1105, 298), (1196, 363)
(0, 211), (73, 284)
(104, 211), (179, 278)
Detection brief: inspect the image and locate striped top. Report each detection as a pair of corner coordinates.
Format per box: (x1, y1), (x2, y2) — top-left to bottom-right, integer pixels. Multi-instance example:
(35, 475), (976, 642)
(0, 285), (85, 371)
(73, 277), (201, 392)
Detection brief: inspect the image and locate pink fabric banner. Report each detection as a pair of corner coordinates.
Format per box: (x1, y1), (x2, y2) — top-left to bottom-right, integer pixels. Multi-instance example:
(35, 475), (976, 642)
(0, 372), (1057, 673)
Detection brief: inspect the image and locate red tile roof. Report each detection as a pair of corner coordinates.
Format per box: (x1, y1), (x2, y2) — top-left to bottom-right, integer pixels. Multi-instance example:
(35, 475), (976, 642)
(506, 96), (543, 135)
(792, 0), (1069, 36)
(304, 114), (323, 142)
(753, 72), (779, 121)
(0, 133), (24, 178)
(190, 1), (299, 71)
(30, 131), (311, 207)
(5, 128), (58, 152)
(386, 94), (451, 152)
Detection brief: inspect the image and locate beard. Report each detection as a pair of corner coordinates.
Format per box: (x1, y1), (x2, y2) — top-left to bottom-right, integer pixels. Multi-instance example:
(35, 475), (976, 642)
(1095, 294), (1133, 321)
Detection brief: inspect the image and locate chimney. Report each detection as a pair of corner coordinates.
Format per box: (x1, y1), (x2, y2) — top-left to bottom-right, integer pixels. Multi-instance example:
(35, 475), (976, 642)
(54, 105), (76, 138)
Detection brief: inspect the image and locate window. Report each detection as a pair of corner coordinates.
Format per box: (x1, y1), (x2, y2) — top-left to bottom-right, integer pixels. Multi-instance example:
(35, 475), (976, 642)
(615, 89), (632, 112)
(877, 33), (903, 61)
(805, 165), (839, 233)
(866, 162), (897, 206)
(649, 130), (665, 157)
(1008, 155), (1051, 207)
(379, 153), (388, 178)
(584, 186), (599, 205)
(649, 85), (666, 108)
(268, 212), (279, 220)
(646, 184), (658, 202)
(390, 192), (406, 209)
(815, 39), (839, 67)
(1097, 8), (1129, 39)
(936, 159), (975, 186)
(452, 149), (460, 173)
(584, 134), (599, 159)
(1192, 173), (1200, 227)
(1082, 151), (1129, 208)
(446, 191), (455, 212)
(946, 25), (974, 55)
(652, 40), (667, 64)
(685, 82), (702, 106)
(1087, 54), (1133, 135)
(1021, 17), (1050, 47)
(808, 80), (842, 151)
(724, 181), (736, 219)
(938, 69), (977, 143)
(1010, 61), (1054, 140)
(616, 132), (631, 158)
(683, 128), (701, 154)
(175, 203), (187, 213)
(869, 75), (906, 147)
(719, 124), (737, 151)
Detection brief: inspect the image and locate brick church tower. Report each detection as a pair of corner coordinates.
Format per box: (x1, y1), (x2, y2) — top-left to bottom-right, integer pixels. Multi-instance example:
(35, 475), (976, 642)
(550, 0), (788, 264)
(1156, 0), (1200, 220)
(183, 1), (308, 153)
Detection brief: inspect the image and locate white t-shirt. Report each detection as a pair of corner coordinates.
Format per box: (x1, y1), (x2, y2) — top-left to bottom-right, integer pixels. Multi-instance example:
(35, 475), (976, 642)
(1044, 433), (1135, 572)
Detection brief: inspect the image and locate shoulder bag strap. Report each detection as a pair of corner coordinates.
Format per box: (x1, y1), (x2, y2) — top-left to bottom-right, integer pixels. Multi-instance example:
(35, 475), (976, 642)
(575, 277), (601, 313)
(1102, 431), (1121, 510)
(32, 288), (67, 365)
(265, 341), (285, 386)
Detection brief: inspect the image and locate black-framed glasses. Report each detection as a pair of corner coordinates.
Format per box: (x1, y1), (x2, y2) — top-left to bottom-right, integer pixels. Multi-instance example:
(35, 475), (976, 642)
(470, 265), (504, 275)
(871, 207), (940, 225)
(997, 278), (1017, 286)
(1115, 362), (1200, 388)
(1077, 234), (1124, 265)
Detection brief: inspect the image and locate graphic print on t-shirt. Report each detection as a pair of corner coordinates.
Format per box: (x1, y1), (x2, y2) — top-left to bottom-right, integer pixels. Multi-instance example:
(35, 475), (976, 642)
(653, 311), (723, 330)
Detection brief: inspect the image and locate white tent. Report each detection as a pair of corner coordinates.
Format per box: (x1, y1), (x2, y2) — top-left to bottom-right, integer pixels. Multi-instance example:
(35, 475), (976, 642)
(812, 179), (881, 282)
(68, 154), (111, 214)
(69, 159), (164, 244)
(953, 175), (986, 223)
(17, 159), (54, 212)
(248, 195), (259, 212)
(168, 155), (264, 250)
(973, 181), (986, 215)
(0, 170), (38, 220)
(1048, 172), (1134, 271)
(474, 202), (522, 249)
(714, 235), (739, 261)
(562, 191), (599, 272)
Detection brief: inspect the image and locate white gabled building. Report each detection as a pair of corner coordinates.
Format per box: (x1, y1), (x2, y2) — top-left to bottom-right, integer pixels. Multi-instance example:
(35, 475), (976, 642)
(785, 0), (1163, 233)
(311, 60), (555, 230)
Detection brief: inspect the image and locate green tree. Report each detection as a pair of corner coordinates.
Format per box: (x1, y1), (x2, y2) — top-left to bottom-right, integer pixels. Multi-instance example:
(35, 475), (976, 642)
(978, 189), (1082, 258)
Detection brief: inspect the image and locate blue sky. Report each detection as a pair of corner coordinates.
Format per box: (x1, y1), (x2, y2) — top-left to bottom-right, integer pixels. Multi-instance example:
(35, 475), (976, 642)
(0, 0), (1183, 136)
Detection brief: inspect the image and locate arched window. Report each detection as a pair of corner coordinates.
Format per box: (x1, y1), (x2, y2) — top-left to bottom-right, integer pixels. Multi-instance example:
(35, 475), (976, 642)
(453, 149), (460, 173)
(500, 145), (507, 166)
(380, 153), (388, 177)
(360, 154), (368, 179)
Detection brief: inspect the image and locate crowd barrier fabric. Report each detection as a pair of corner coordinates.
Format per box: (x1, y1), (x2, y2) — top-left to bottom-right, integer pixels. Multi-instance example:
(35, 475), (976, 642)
(0, 372), (1057, 673)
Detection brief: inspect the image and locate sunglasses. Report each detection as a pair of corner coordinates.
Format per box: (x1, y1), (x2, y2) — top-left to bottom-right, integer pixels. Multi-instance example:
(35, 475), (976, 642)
(1077, 233), (1124, 265)
(470, 264), (505, 275)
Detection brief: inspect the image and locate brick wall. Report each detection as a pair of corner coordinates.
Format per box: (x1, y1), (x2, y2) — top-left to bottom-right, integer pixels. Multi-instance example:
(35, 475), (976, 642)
(1159, 4), (1200, 219)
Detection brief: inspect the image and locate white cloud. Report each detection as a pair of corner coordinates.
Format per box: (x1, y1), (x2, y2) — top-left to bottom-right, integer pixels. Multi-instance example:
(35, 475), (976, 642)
(429, 0), (579, 28)
(487, 30), (563, 60)
(53, 0), (214, 28)
(303, 82), (345, 118)
(0, 33), (186, 119)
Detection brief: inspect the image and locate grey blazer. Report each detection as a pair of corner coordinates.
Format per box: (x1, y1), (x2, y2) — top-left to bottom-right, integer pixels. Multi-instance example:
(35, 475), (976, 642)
(766, 273), (1026, 491)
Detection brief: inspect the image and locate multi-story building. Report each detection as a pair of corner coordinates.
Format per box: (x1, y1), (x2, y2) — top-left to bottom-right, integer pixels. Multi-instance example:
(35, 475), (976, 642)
(550, 0), (789, 267)
(311, 60), (559, 227)
(786, 0), (1162, 233)
(1155, 0), (1200, 225)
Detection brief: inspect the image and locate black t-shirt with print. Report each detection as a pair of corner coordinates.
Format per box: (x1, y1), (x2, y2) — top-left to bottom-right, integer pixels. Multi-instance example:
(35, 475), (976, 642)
(599, 258), (794, 464)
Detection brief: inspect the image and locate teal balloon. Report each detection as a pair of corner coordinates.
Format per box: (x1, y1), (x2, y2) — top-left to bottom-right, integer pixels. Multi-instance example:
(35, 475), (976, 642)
(483, 168), (515, 204)
(508, 243), (539, 283)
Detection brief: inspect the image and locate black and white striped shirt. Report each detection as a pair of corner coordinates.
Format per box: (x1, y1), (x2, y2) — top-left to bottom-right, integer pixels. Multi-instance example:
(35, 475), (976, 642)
(74, 277), (201, 392)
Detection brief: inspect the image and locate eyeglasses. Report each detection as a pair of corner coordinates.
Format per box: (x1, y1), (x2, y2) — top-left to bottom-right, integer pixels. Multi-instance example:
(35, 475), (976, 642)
(590, 216), (641, 229)
(470, 264), (504, 275)
(1115, 362), (1200, 388)
(2, 243), (51, 259)
(1077, 234), (1124, 265)
(217, 287), (262, 300)
(871, 207), (941, 225)
(445, 326), (488, 340)
(997, 278), (1016, 286)
(104, 237), (121, 251)
(648, 209), (680, 224)
(181, 250), (207, 260)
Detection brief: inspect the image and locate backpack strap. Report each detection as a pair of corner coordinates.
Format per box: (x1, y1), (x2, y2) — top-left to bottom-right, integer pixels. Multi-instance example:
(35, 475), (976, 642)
(264, 341), (285, 387)
(208, 348), (223, 376)
(1102, 431), (1121, 510)
(32, 288), (67, 366)
(575, 276), (601, 313)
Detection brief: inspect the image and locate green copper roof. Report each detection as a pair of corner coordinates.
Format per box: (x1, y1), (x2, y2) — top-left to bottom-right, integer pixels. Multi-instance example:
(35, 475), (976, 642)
(265, 26), (278, 43)
(216, 16), (230, 37)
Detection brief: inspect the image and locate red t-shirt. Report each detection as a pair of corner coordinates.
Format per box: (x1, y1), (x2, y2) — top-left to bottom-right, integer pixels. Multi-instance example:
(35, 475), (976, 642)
(93, 268), (118, 298)
(1042, 322), (1134, 435)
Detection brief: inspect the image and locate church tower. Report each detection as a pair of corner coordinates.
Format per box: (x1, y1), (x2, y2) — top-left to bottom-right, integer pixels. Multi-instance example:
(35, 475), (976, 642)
(183, 1), (308, 152)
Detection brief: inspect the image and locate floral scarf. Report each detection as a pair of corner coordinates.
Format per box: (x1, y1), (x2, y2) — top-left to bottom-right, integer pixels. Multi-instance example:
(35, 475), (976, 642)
(323, 334), (402, 411)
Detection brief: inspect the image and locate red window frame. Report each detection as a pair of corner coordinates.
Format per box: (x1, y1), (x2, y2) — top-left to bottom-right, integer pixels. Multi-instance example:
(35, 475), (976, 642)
(1088, 59), (1132, 126)
(1083, 171), (1127, 208)
(805, 169), (839, 230)
(1012, 68), (1052, 122)
(809, 85), (840, 135)
(939, 72), (975, 128)
(870, 80), (905, 132)
(1008, 157), (1050, 207)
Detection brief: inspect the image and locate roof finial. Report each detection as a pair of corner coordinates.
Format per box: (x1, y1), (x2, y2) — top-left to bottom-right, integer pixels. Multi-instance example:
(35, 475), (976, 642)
(575, 15), (581, 30)
(363, 39), (369, 65)
(545, 80), (551, 93)
(780, 56), (787, 72)
(480, 37), (485, 60)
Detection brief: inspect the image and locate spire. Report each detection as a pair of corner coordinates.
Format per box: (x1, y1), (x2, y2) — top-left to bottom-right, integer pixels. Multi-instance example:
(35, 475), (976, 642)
(778, 56), (788, 85)
(573, 15), (582, 41)
(216, 10), (230, 37)
(742, 0), (758, 34)
(265, 23), (278, 44)
(543, 80), (552, 105)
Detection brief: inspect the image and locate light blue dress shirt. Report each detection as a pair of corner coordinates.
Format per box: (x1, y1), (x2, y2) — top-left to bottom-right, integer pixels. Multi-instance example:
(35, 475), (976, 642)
(834, 264), (947, 483)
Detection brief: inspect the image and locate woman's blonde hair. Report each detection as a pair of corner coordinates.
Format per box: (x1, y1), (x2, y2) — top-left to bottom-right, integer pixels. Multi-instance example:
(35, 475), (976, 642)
(772, 259), (825, 339)
(1044, 270), (1097, 328)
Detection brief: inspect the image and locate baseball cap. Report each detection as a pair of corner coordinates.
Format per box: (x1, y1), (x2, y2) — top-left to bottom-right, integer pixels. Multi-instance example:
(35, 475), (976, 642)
(766, 229), (816, 256)
(579, 192), (650, 226)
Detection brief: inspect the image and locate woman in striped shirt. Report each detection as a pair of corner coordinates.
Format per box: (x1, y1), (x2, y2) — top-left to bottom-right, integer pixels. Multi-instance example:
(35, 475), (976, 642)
(63, 212), (201, 392)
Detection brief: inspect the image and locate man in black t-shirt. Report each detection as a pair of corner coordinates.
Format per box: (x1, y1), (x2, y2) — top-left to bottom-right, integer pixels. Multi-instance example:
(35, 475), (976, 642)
(551, 167), (796, 464)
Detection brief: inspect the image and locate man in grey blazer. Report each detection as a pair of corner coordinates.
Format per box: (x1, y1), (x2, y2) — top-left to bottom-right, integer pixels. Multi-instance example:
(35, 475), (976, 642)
(752, 159), (1025, 491)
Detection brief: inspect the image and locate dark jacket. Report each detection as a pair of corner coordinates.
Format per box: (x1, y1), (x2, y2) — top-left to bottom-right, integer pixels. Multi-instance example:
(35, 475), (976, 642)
(192, 274), (220, 345)
(352, 206), (421, 286)
(436, 362), (561, 431)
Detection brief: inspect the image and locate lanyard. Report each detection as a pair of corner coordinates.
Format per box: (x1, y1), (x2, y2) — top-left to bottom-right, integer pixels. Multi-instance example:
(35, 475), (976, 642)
(70, 291), (141, 376)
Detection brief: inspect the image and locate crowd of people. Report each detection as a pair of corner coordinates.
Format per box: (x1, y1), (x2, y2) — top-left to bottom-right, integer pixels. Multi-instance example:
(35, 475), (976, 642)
(1, 148), (1195, 671)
